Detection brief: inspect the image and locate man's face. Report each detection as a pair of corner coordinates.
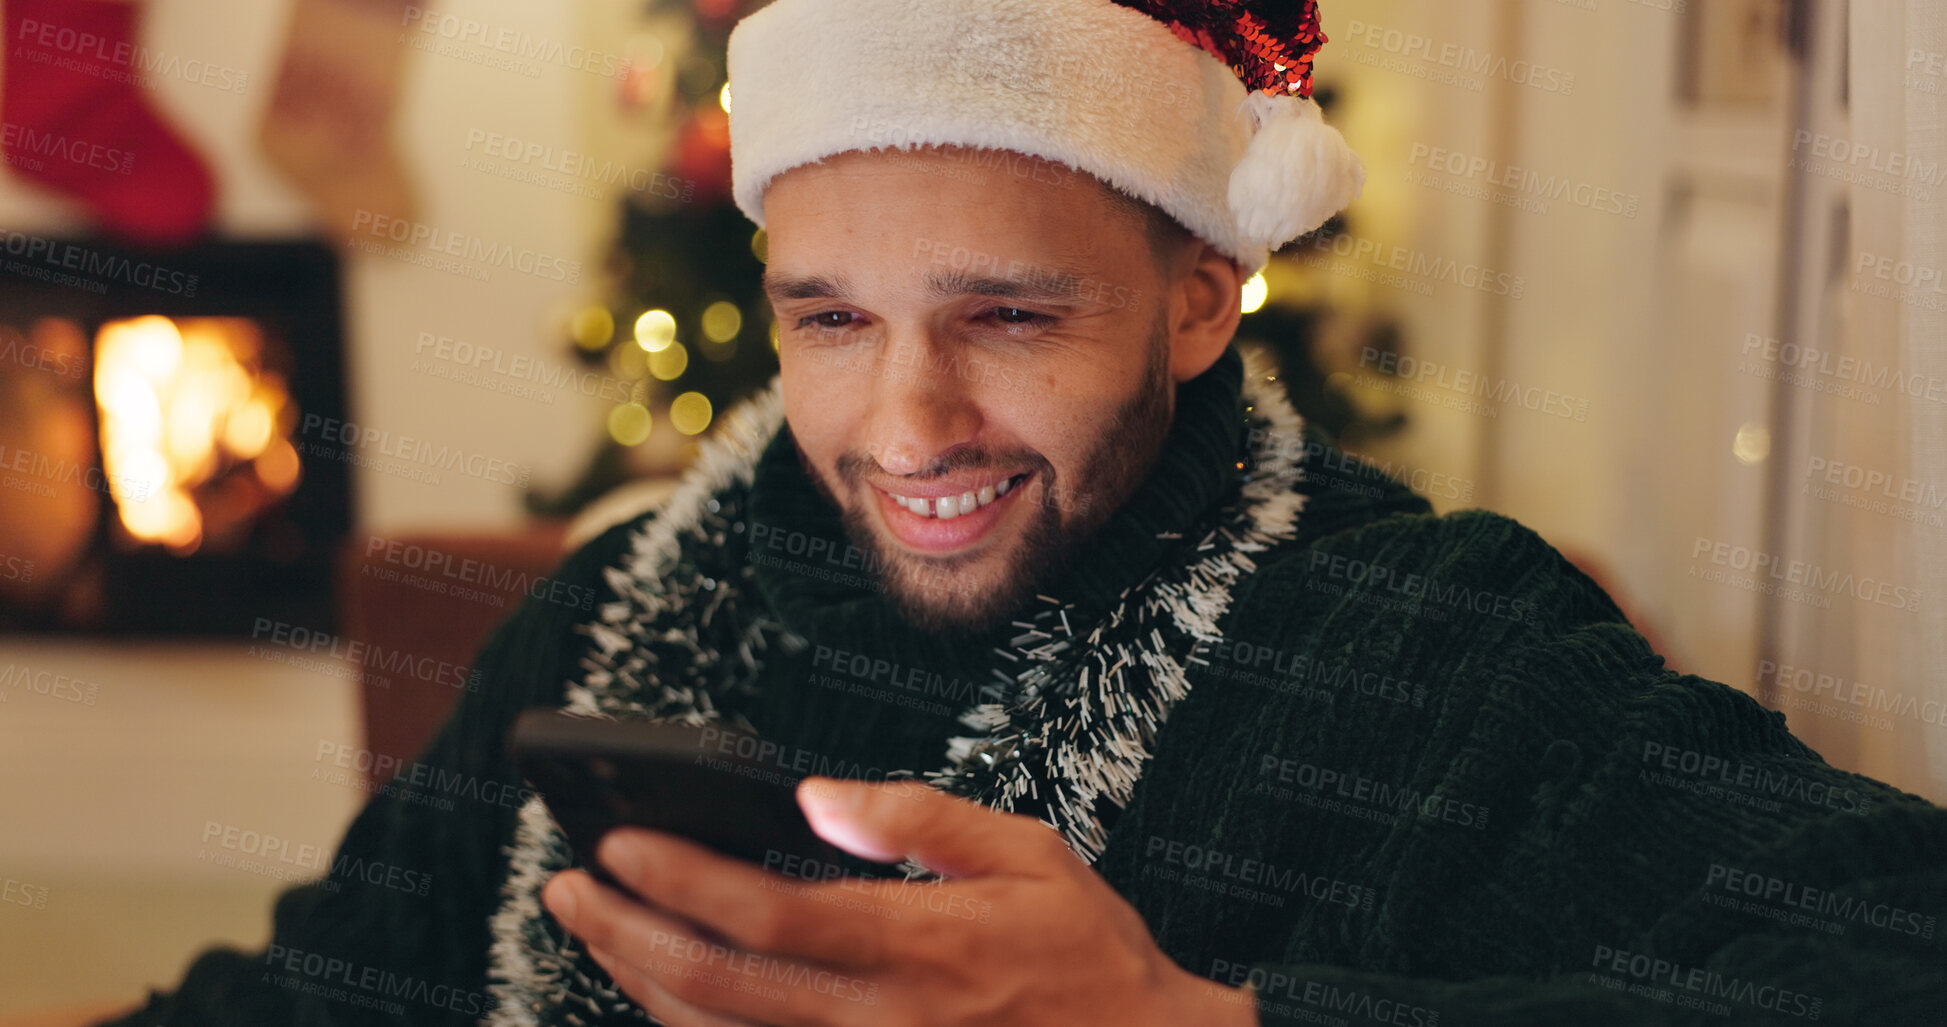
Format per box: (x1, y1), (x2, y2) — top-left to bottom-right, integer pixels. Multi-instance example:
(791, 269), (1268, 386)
(762, 147), (1186, 633)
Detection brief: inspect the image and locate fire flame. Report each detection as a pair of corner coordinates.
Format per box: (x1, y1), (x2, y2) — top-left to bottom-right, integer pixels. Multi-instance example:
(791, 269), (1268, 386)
(93, 316), (300, 555)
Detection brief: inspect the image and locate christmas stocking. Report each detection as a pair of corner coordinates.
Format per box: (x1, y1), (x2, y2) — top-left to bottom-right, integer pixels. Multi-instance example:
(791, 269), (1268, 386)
(258, 0), (418, 245)
(1, 0), (217, 245)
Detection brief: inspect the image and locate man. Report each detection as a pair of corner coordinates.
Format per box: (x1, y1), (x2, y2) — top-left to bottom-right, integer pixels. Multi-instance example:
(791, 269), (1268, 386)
(61, 0), (1946, 1025)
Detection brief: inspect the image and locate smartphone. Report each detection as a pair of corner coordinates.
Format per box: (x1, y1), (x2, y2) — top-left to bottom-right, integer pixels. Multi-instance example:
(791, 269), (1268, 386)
(509, 709), (875, 891)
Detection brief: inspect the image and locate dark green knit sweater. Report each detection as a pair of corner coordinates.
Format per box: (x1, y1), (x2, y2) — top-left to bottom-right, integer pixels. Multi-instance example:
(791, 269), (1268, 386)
(106, 348), (1946, 1026)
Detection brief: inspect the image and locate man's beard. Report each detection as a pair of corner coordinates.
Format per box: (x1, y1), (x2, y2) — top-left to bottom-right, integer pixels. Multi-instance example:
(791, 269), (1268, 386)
(801, 319), (1175, 636)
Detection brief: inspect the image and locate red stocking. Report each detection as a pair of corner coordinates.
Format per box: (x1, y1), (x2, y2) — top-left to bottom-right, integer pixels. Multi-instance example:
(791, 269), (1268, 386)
(2, 0), (216, 245)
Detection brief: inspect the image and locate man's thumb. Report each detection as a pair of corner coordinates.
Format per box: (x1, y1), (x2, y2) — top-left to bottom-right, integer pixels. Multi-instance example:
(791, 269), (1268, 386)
(797, 778), (1041, 877)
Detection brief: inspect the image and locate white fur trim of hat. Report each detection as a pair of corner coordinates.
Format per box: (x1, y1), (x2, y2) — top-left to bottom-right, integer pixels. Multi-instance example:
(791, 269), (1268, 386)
(725, 0), (1365, 273)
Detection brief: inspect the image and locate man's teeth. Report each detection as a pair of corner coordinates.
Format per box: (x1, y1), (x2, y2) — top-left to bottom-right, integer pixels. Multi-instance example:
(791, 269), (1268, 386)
(890, 476), (1018, 519)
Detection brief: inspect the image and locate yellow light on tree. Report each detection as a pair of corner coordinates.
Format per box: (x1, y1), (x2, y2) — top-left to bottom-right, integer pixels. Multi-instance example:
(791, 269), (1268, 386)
(750, 229), (768, 263)
(701, 301), (743, 343)
(634, 309), (677, 352)
(670, 391), (713, 435)
(1240, 272), (1270, 314)
(609, 342), (648, 380)
(608, 402), (653, 446)
(571, 307), (615, 351)
(650, 341), (689, 381)
(719, 83), (733, 113)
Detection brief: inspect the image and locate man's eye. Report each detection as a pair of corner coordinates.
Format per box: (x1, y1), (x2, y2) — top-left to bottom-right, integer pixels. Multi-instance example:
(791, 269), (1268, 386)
(798, 311), (859, 330)
(989, 307), (1050, 325)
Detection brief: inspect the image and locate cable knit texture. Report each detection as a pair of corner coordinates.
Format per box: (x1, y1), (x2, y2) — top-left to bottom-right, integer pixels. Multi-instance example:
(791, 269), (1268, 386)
(104, 348), (1946, 1027)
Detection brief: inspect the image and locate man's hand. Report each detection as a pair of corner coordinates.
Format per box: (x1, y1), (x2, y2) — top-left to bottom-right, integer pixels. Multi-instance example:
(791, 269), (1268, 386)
(541, 778), (1257, 1026)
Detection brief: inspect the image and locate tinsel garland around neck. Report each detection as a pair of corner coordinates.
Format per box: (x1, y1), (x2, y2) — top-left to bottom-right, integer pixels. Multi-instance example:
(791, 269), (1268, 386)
(482, 349), (1308, 1026)
(926, 349), (1307, 863)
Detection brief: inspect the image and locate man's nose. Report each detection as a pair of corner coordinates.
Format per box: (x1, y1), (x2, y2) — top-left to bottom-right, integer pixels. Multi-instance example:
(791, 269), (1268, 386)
(861, 338), (982, 476)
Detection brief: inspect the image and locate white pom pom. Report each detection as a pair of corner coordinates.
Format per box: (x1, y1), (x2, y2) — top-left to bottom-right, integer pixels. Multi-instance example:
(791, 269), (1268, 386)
(1227, 92), (1366, 251)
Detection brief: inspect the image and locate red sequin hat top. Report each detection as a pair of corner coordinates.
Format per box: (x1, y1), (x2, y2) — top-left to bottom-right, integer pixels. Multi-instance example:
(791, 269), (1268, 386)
(727, 0), (1364, 269)
(1111, 0), (1325, 97)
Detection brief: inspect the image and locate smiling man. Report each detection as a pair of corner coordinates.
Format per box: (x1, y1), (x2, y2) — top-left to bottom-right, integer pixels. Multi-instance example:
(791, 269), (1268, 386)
(70, 1), (1947, 1026)
(768, 145), (1217, 634)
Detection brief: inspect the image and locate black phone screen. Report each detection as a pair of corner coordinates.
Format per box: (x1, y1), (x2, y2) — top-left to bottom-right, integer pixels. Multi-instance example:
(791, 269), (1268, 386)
(509, 709), (879, 890)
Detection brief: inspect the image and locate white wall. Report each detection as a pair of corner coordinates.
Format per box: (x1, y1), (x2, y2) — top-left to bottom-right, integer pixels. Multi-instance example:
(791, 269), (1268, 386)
(0, 0), (652, 1009)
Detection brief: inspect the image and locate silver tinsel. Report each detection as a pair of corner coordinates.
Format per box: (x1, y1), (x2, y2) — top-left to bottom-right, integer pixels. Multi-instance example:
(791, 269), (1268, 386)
(484, 350), (1308, 1026)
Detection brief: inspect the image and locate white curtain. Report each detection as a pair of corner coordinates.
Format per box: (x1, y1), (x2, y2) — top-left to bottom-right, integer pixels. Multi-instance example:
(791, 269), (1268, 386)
(1782, 0), (1947, 800)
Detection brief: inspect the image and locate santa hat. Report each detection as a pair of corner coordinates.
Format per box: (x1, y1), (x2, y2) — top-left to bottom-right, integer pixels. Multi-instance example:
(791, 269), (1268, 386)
(725, 0), (1365, 272)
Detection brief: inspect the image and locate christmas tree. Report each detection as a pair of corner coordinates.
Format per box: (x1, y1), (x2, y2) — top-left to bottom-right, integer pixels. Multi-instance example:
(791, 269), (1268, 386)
(531, 3), (1402, 516)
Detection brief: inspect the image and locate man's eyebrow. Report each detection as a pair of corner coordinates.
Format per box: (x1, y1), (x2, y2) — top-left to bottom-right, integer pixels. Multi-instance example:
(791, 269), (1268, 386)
(924, 266), (1093, 303)
(762, 272), (853, 300)
(761, 265), (1102, 303)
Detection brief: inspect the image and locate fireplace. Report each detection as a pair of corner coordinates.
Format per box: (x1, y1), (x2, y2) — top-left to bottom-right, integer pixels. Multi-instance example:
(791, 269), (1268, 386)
(0, 239), (351, 637)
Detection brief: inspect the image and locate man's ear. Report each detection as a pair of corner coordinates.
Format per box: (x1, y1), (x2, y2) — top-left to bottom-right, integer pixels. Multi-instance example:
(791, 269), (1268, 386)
(1166, 242), (1247, 383)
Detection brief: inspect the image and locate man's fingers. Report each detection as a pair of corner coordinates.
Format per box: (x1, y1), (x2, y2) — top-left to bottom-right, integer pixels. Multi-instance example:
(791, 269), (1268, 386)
(587, 944), (758, 1027)
(548, 868), (871, 1026)
(797, 777), (1077, 879)
(597, 828), (889, 967)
